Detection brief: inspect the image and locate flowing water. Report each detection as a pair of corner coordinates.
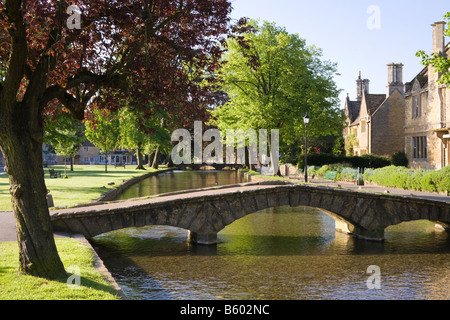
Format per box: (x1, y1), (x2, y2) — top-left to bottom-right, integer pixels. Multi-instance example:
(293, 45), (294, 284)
(91, 170), (450, 300)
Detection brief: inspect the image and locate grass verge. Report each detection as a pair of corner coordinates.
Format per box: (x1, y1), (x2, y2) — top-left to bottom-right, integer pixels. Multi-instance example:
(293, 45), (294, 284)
(0, 165), (166, 211)
(0, 239), (121, 300)
(239, 169), (292, 181)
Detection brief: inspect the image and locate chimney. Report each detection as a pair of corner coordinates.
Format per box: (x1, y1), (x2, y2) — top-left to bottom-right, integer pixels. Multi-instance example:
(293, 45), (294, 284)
(356, 71), (362, 101)
(387, 63), (404, 97)
(432, 21), (446, 54)
(356, 71), (369, 101)
(363, 79), (370, 95)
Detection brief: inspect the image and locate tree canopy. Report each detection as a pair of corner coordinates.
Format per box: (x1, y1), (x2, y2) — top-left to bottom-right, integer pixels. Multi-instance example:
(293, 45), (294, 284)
(210, 20), (344, 157)
(85, 109), (120, 172)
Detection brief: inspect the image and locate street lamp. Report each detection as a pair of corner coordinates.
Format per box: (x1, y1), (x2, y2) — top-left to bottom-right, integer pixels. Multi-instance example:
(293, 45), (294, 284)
(304, 113), (310, 183)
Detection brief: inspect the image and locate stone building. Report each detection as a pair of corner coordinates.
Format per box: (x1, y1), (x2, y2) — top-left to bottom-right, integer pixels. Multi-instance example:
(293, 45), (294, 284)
(404, 21), (450, 169)
(78, 140), (101, 165)
(344, 64), (406, 157)
(78, 140), (133, 165)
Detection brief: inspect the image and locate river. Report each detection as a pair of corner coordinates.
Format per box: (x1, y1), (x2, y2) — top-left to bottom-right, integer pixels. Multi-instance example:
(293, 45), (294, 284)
(90, 170), (450, 300)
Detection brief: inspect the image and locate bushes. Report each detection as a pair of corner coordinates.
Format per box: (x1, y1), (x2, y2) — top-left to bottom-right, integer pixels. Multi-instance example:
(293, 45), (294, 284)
(364, 165), (450, 193)
(298, 153), (391, 170)
(391, 151), (409, 167)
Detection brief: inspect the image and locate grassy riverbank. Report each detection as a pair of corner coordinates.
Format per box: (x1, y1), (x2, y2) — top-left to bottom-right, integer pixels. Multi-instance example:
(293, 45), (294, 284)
(0, 165), (166, 211)
(0, 239), (121, 300)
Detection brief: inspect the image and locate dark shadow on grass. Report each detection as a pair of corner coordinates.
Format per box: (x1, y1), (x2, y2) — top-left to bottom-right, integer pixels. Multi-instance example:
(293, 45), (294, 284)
(0, 266), (15, 274)
(55, 274), (122, 299)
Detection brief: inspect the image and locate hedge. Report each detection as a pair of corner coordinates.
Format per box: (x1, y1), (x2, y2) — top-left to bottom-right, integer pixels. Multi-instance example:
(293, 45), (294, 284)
(298, 153), (391, 170)
(363, 165), (450, 193)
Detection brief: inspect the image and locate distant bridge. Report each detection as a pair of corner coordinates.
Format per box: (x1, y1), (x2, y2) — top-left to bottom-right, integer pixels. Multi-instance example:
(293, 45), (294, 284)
(50, 181), (450, 244)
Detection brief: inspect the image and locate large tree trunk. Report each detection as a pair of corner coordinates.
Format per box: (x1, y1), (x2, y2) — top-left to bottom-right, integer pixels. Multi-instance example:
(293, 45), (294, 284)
(0, 112), (66, 279)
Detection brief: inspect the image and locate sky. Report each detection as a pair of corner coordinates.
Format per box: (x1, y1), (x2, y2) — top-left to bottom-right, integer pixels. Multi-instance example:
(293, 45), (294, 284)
(229, 0), (449, 108)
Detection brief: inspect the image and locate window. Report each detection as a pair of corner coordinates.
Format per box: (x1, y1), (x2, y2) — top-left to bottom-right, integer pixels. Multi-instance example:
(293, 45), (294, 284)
(84, 157), (89, 164)
(84, 147), (89, 152)
(412, 136), (427, 159)
(412, 94), (422, 119)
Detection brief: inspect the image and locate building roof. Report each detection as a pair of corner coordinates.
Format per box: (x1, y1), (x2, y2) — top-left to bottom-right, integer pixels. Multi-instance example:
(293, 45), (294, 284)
(405, 66), (428, 94)
(82, 140), (95, 147)
(365, 94), (387, 115)
(346, 92), (386, 126)
(345, 97), (361, 124)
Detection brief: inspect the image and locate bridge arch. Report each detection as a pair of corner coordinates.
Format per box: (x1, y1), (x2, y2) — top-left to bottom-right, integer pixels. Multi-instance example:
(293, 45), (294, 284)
(50, 182), (450, 245)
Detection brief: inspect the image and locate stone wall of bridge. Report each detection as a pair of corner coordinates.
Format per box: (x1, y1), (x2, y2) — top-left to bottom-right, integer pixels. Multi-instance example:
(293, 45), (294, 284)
(50, 181), (450, 244)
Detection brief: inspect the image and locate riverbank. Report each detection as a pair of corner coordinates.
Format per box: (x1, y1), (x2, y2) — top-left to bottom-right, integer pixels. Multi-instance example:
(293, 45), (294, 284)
(0, 238), (122, 300)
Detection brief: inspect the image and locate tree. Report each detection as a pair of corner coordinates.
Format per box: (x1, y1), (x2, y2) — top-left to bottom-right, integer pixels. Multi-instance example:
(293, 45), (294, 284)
(0, 0), (232, 278)
(119, 108), (148, 170)
(44, 112), (85, 176)
(119, 107), (150, 170)
(210, 20), (344, 174)
(85, 109), (120, 173)
(416, 13), (450, 85)
(142, 110), (172, 169)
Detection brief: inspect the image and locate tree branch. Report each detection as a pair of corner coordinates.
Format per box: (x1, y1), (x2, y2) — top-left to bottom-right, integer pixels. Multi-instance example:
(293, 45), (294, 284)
(1, 0), (27, 109)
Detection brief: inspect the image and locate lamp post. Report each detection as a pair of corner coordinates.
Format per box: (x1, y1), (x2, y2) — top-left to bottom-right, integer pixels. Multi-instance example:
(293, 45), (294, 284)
(304, 113), (310, 183)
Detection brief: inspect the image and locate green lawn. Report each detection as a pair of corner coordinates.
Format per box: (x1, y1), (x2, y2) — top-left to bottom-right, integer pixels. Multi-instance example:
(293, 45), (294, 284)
(0, 239), (121, 300)
(0, 165), (164, 211)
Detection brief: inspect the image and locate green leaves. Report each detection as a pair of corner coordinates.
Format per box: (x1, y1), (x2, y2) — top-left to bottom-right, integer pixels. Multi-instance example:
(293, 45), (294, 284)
(211, 20), (344, 153)
(44, 112), (85, 158)
(85, 109), (120, 155)
(119, 105), (172, 155)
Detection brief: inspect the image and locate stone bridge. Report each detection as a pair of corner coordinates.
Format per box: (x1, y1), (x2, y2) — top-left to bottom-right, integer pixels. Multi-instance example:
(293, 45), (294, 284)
(50, 181), (450, 244)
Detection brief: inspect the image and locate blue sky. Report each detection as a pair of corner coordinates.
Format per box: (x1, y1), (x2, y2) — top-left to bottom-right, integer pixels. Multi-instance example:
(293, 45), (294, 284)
(229, 0), (449, 108)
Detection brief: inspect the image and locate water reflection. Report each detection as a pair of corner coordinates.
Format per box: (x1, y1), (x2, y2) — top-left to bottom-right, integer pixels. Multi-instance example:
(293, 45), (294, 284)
(116, 170), (245, 200)
(92, 171), (450, 300)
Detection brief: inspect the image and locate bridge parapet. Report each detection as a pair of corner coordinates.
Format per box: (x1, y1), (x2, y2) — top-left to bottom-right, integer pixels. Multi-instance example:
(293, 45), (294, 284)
(50, 181), (450, 244)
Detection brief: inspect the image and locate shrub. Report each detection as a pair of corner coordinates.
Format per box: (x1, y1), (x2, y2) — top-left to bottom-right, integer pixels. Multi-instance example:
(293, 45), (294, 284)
(391, 151), (409, 167)
(429, 166), (450, 193)
(364, 165), (450, 193)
